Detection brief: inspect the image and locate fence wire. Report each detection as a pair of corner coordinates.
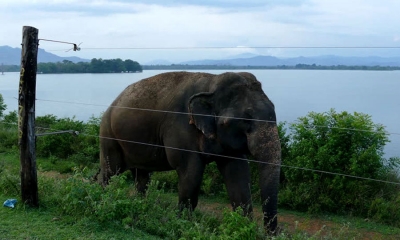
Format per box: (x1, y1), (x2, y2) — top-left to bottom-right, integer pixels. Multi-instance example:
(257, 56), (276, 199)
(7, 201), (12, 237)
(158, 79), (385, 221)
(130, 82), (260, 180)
(1, 120), (399, 186)
(34, 98), (400, 136)
(1, 66), (399, 186)
(1, 95), (399, 136)
(45, 46), (400, 52)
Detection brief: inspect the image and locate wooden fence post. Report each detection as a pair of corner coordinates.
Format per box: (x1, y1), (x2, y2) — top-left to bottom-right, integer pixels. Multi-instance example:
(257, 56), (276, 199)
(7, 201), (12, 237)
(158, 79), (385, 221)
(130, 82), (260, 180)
(19, 26), (39, 206)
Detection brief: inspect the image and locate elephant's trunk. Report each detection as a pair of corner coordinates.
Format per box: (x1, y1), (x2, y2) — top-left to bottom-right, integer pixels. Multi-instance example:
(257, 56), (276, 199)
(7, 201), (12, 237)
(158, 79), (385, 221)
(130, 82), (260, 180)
(247, 122), (281, 233)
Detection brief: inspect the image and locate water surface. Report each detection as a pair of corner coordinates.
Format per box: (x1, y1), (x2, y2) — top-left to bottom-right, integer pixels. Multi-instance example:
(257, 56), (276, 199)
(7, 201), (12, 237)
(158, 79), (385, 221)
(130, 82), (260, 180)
(1, 70), (399, 157)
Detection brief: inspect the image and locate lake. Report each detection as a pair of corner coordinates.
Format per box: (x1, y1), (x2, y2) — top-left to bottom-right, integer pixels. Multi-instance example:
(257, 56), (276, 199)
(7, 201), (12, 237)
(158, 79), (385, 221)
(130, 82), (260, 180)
(1, 70), (399, 158)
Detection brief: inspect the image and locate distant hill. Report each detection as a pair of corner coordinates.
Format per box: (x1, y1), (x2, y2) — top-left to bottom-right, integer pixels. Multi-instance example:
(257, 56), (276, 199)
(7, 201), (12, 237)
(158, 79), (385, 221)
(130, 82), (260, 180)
(144, 59), (173, 65)
(0, 45), (89, 65)
(2, 44), (399, 67)
(180, 54), (400, 67)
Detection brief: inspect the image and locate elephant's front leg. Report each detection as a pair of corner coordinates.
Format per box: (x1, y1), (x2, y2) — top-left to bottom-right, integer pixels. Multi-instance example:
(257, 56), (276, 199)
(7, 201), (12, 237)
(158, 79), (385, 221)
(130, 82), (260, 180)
(216, 158), (253, 216)
(173, 153), (206, 211)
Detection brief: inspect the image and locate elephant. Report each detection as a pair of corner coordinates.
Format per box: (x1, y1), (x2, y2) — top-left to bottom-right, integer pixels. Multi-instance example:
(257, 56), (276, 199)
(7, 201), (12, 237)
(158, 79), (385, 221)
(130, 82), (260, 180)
(98, 71), (281, 232)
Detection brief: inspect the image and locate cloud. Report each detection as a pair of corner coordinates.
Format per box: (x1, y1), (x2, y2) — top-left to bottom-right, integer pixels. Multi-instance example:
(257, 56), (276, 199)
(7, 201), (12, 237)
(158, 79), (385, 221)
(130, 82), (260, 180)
(1, 0), (399, 62)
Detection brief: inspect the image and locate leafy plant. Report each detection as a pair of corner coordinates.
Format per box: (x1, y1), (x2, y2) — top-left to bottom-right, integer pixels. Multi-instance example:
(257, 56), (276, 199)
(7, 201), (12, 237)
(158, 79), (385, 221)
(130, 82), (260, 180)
(0, 111), (18, 153)
(279, 109), (400, 222)
(218, 208), (260, 239)
(0, 93), (6, 119)
(35, 114), (101, 168)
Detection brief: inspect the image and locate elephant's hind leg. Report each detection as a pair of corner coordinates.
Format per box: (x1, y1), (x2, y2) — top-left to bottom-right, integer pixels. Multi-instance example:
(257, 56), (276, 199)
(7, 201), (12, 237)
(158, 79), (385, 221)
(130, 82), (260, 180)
(99, 137), (126, 186)
(131, 168), (151, 194)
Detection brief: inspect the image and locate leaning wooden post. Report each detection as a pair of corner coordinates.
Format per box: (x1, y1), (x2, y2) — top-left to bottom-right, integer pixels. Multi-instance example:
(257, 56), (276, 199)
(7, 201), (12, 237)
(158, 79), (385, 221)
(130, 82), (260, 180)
(18, 26), (39, 206)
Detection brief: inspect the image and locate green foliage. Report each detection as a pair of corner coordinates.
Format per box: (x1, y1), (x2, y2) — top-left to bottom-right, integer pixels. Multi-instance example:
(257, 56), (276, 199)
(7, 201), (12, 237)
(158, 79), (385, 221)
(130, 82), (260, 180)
(279, 109), (400, 222)
(0, 111), (100, 171)
(1, 152), (400, 238)
(201, 162), (226, 196)
(218, 208), (259, 239)
(0, 111), (18, 153)
(0, 161), (20, 196)
(37, 58), (142, 73)
(3, 110), (17, 124)
(36, 115), (85, 158)
(142, 64), (400, 71)
(35, 114), (101, 170)
(33, 168), (262, 239)
(151, 171), (179, 192)
(0, 64), (19, 72)
(0, 93), (6, 119)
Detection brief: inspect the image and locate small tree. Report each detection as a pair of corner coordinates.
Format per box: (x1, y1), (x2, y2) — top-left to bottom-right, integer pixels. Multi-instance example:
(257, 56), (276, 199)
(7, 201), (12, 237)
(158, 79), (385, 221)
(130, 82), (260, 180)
(279, 109), (399, 216)
(0, 93), (6, 119)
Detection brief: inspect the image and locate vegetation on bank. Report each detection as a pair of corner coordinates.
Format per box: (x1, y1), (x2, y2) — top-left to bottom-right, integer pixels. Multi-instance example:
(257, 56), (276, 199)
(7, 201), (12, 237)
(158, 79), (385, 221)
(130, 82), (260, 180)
(1, 93), (400, 238)
(2, 63), (400, 73)
(35, 58), (143, 74)
(143, 64), (400, 71)
(2, 59), (143, 74)
(0, 64), (19, 72)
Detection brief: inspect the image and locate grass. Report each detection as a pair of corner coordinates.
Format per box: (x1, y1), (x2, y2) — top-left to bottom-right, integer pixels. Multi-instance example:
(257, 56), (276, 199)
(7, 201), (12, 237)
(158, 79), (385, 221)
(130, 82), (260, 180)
(0, 197), (159, 239)
(2, 151), (400, 239)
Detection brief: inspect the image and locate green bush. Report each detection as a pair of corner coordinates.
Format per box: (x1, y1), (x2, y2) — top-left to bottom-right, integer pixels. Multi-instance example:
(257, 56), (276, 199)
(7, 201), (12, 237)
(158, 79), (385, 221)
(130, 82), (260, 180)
(279, 109), (400, 222)
(36, 114), (101, 167)
(0, 161), (20, 196)
(0, 93), (6, 119)
(218, 208), (259, 239)
(0, 111), (18, 153)
(151, 171), (179, 192)
(36, 115), (85, 158)
(201, 162), (226, 196)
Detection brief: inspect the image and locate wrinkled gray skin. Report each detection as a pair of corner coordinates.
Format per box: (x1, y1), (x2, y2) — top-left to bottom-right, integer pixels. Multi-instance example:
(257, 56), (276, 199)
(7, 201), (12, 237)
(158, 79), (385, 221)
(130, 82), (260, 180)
(98, 71), (281, 232)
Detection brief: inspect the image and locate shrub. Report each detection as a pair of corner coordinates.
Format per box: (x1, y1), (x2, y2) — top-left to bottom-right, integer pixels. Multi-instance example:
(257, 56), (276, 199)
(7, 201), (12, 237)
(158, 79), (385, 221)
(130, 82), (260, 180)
(0, 93), (6, 119)
(151, 171), (179, 192)
(0, 161), (20, 196)
(36, 114), (101, 166)
(0, 111), (18, 153)
(218, 208), (260, 239)
(201, 162), (226, 196)
(3, 110), (17, 124)
(36, 115), (85, 158)
(279, 109), (400, 221)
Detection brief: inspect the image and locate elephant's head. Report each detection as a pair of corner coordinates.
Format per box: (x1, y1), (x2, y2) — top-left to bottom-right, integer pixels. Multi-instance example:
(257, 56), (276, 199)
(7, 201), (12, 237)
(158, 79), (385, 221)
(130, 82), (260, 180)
(188, 72), (281, 232)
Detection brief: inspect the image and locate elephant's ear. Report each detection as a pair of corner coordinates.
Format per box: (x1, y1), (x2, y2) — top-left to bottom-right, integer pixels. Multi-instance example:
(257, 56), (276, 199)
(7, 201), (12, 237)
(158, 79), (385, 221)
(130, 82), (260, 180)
(188, 92), (216, 139)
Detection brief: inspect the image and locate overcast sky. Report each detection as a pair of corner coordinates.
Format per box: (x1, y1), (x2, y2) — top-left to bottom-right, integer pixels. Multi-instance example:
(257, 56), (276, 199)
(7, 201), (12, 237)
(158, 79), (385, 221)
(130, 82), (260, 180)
(1, 0), (399, 63)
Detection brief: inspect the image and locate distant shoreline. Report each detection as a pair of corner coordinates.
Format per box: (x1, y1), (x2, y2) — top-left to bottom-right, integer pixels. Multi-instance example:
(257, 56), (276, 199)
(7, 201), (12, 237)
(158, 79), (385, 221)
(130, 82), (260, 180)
(2, 64), (400, 73)
(142, 64), (400, 71)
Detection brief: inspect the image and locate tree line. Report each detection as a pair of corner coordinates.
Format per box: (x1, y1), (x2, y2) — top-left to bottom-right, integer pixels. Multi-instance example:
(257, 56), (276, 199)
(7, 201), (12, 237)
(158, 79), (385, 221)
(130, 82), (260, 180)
(3, 62), (399, 73)
(143, 64), (400, 71)
(35, 58), (142, 74)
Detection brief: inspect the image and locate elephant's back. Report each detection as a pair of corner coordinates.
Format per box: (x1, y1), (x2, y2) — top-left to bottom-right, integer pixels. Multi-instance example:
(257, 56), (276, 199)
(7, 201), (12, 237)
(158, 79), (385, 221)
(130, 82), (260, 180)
(112, 71), (214, 109)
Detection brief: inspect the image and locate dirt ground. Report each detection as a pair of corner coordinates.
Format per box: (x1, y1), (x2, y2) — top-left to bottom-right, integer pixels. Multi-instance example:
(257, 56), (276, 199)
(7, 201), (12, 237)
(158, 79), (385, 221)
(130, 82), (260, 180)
(197, 200), (400, 240)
